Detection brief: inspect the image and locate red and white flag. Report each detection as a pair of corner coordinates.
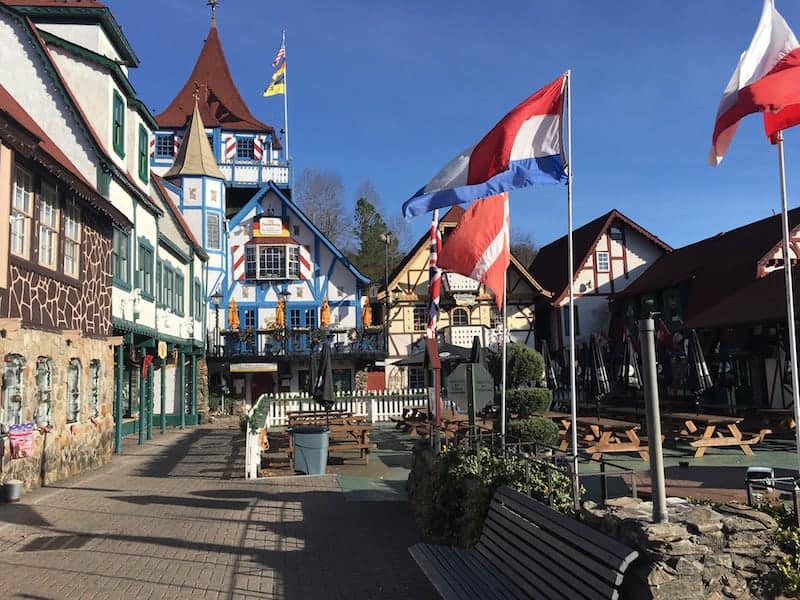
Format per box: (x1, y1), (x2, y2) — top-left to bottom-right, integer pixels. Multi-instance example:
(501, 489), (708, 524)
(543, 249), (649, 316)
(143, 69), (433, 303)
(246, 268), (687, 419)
(438, 193), (510, 309)
(710, 0), (800, 164)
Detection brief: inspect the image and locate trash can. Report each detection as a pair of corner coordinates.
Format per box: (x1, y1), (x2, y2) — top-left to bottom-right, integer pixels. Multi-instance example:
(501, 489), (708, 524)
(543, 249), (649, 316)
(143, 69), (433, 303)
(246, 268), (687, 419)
(291, 425), (330, 475)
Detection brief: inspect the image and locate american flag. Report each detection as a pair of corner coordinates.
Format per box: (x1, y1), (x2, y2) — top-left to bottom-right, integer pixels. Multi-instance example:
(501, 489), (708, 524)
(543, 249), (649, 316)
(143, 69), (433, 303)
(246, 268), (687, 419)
(272, 37), (286, 68)
(426, 210), (442, 339)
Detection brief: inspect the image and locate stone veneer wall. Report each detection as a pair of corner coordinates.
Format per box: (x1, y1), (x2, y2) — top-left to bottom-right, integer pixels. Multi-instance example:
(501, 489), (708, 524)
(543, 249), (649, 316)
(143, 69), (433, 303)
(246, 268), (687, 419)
(197, 357), (209, 421)
(0, 327), (115, 490)
(582, 497), (788, 599)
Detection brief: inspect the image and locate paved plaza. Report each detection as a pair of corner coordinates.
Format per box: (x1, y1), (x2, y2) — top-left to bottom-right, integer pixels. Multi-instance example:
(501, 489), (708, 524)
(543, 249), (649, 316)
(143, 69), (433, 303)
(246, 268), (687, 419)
(0, 420), (436, 600)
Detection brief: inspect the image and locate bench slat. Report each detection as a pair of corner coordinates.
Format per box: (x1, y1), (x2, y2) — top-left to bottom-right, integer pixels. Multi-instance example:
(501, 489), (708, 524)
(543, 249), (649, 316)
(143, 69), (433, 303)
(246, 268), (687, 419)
(478, 528), (561, 599)
(490, 494), (636, 579)
(494, 486), (638, 569)
(409, 543), (466, 600)
(484, 506), (620, 598)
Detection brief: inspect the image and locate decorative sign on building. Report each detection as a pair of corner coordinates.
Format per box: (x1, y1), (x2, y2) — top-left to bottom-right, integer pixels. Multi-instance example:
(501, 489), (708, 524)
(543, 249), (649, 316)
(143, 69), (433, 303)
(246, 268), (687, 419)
(254, 217), (287, 237)
(443, 272), (480, 293)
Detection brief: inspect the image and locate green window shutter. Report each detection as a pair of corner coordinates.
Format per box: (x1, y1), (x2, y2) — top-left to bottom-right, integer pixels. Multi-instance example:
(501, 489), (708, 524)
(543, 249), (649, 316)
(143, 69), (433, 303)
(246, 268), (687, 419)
(112, 90), (125, 158)
(138, 125), (149, 183)
(97, 168), (111, 198)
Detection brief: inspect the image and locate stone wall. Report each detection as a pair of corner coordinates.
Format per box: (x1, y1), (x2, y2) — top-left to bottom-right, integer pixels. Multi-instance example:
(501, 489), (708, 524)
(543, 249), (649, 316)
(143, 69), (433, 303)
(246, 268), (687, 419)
(0, 326), (115, 490)
(582, 497), (788, 599)
(197, 357), (209, 421)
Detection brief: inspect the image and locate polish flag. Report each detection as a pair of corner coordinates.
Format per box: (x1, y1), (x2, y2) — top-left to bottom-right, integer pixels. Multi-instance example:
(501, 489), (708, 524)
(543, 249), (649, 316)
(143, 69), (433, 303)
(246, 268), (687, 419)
(438, 193), (509, 309)
(710, 0), (800, 165)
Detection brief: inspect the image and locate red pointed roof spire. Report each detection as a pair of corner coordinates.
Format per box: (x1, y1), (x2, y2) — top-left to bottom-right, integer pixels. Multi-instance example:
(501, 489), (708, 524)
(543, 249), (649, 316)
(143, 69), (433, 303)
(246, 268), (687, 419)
(156, 23), (280, 144)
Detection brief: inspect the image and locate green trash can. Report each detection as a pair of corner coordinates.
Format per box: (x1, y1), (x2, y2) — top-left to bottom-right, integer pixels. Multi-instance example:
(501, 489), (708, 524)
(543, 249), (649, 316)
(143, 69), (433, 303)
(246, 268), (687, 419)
(291, 425), (330, 474)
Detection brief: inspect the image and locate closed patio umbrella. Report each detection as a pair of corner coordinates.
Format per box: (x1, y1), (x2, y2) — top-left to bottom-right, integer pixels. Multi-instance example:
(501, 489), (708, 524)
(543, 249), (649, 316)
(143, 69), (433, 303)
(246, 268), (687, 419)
(227, 297), (239, 330)
(313, 342), (335, 412)
(541, 342), (558, 390)
(618, 334), (643, 390)
(587, 334), (611, 419)
(320, 297), (331, 328)
(275, 298), (285, 329)
(687, 329), (713, 412)
(361, 297), (372, 327)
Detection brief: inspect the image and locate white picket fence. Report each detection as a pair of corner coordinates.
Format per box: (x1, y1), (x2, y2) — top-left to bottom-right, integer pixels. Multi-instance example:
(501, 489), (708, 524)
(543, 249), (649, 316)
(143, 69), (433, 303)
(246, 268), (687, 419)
(258, 389), (429, 427)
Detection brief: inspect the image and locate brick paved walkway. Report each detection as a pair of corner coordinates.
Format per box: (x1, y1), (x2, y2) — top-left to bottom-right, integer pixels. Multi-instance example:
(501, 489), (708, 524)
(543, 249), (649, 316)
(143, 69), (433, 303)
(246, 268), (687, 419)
(0, 420), (436, 599)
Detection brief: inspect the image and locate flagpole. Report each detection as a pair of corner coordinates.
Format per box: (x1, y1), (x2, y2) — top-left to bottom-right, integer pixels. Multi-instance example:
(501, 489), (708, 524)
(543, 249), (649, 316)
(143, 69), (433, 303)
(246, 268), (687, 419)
(428, 208), (442, 452)
(281, 30), (289, 162)
(776, 131), (800, 476)
(501, 266), (508, 448)
(565, 69), (580, 509)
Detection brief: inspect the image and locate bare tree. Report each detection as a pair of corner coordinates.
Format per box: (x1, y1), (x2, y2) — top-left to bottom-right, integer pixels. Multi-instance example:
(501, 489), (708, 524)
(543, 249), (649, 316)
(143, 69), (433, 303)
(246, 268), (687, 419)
(294, 168), (348, 248)
(511, 228), (538, 266)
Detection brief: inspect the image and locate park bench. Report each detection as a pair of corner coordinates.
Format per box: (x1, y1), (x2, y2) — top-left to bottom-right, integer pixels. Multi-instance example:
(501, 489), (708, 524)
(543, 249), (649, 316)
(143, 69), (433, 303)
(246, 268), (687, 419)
(409, 486), (638, 600)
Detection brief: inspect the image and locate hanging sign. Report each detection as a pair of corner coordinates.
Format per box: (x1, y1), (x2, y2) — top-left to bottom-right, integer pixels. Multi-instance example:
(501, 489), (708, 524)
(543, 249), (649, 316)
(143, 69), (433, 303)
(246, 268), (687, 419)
(157, 341), (168, 359)
(255, 217), (286, 236)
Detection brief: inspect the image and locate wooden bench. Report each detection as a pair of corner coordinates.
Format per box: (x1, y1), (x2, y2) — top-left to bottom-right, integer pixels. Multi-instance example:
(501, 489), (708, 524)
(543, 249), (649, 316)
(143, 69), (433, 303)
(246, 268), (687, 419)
(409, 486), (638, 600)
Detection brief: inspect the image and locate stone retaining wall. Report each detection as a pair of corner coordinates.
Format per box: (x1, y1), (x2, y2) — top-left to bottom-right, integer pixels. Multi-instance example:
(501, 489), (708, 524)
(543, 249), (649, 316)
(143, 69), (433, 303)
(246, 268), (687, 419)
(582, 497), (788, 599)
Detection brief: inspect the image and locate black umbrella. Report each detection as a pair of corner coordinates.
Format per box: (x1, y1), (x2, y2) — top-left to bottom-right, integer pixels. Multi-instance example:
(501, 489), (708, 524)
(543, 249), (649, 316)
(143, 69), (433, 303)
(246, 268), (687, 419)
(541, 342), (558, 390)
(587, 334), (611, 419)
(470, 335), (484, 365)
(687, 330), (713, 412)
(313, 342), (335, 413)
(618, 335), (643, 390)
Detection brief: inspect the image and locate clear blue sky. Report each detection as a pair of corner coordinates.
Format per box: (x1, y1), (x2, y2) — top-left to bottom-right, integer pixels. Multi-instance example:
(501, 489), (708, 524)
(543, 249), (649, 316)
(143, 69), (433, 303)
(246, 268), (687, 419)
(107, 0), (800, 253)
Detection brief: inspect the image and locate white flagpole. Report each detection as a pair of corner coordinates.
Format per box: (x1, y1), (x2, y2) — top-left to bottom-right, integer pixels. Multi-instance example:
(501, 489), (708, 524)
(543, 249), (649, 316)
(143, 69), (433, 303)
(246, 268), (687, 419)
(565, 70), (580, 507)
(501, 269), (508, 447)
(281, 30), (290, 162)
(776, 131), (800, 475)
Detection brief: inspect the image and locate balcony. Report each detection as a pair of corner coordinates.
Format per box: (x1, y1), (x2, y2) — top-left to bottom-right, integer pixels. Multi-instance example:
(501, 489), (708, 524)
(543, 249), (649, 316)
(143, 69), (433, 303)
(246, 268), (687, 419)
(218, 160), (290, 188)
(443, 325), (488, 348)
(209, 327), (387, 361)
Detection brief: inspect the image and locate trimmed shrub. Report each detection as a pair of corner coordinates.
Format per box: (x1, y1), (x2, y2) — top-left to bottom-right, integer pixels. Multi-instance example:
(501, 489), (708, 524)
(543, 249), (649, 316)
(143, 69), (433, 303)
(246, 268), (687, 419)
(506, 388), (553, 417)
(487, 343), (545, 388)
(507, 417), (559, 447)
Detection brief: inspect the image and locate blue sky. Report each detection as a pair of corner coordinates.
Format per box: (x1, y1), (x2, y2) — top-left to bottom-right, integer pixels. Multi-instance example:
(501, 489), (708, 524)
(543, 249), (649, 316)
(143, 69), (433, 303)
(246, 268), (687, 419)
(107, 0), (800, 253)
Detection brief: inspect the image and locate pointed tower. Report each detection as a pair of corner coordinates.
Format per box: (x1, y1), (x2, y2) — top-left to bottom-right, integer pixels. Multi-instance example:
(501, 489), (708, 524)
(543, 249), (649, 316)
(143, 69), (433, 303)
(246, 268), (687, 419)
(152, 12), (286, 212)
(164, 100), (228, 303)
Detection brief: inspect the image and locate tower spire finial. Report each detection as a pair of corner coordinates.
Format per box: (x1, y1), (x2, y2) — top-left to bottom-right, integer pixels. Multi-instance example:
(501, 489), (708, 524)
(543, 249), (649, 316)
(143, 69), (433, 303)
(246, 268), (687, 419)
(207, 0), (218, 26)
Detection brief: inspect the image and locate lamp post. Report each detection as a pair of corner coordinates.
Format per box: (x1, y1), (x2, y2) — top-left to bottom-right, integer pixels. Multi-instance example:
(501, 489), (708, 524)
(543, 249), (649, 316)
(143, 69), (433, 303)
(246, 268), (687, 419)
(211, 290), (222, 356)
(279, 288), (291, 355)
(380, 232), (393, 352)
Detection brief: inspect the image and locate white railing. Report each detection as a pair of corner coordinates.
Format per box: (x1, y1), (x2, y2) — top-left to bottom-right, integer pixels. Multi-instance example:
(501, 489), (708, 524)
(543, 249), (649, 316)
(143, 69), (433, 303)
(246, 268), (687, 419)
(219, 162), (289, 186)
(259, 388), (428, 427)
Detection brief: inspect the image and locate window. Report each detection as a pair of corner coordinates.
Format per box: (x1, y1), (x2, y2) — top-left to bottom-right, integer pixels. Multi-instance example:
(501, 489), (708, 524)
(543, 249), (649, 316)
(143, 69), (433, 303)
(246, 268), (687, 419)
(138, 125), (149, 183)
(156, 262), (163, 304)
(236, 137), (254, 160)
(194, 280), (203, 318)
(155, 134), (174, 158)
(112, 228), (130, 287)
(2, 354), (25, 430)
(207, 213), (221, 250)
(35, 356), (52, 427)
(596, 251), (610, 273)
(137, 242), (154, 299)
(38, 182), (59, 269)
(206, 133), (214, 154)
(163, 268), (175, 309)
(289, 308), (301, 329)
(563, 305), (580, 337)
(67, 358), (81, 423)
(489, 307), (502, 329)
(89, 360), (100, 419)
(610, 226), (623, 241)
(305, 308), (317, 328)
(175, 273), (184, 315)
(451, 307), (469, 326)
(244, 309), (256, 330)
(288, 246), (300, 278)
(63, 200), (81, 277)
(11, 165), (33, 258)
(332, 369), (352, 393)
(97, 168), (110, 198)
(112, 90), (125, 158)
(412, 306), (427, 332)
(245, 245), (304, 280)
(408, 366), (425, 390)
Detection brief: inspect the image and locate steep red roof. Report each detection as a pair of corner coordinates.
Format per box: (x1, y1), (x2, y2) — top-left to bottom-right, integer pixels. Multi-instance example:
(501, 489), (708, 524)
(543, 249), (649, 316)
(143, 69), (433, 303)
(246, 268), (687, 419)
(0, 83), (129, 227)
(618, 208), (800, 320)
(530, 209), (671, 303)
(156, 23), (279, 142)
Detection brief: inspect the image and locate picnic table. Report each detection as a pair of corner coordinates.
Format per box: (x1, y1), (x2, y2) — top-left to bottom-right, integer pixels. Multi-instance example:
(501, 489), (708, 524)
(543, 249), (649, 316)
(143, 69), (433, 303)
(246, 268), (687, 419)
(286, 412), (376, 465)
(539, 412), (649, 461)
(753, 408), (796, 432)
(663, 412), (770, 458)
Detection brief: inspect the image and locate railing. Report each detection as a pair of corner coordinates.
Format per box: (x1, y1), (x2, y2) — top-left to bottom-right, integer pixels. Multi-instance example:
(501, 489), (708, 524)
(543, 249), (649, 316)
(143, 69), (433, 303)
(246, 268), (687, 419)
(211, 327), (386, 359)
(258, 388), (428, 427)
(218, 161), (290, 187)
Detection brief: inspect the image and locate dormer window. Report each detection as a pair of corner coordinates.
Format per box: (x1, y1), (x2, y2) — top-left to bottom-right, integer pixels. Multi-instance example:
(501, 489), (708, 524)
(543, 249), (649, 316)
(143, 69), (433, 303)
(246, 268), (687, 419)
(244, 244), (302, 280)
(154, 133), (175, 158)
(112, 90), (125, 158)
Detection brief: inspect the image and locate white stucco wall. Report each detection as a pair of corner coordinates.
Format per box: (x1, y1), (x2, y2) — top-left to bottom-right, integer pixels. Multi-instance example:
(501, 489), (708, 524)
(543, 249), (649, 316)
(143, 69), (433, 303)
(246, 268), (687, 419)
(36, 23), (122, 63)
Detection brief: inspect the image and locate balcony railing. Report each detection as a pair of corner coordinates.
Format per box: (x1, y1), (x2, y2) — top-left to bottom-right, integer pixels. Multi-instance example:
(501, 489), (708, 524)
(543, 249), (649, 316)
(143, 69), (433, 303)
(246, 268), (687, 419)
(209, 327), (386, 359)
(218, 161), (290, 187)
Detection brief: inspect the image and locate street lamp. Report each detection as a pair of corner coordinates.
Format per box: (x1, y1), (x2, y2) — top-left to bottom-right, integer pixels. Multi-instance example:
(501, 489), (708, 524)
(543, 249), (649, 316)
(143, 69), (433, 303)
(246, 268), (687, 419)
(210, 290), (223, 355)
(380, 232), (393, 352)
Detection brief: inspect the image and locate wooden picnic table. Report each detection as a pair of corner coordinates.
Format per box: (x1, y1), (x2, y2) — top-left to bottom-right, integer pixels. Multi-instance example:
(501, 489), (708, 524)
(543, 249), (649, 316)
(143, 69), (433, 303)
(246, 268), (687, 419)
(288, 412), (368, 427)
(663, 412), (770, 458)
(539, 412), (648, 461)
(753, 408), (796, 431)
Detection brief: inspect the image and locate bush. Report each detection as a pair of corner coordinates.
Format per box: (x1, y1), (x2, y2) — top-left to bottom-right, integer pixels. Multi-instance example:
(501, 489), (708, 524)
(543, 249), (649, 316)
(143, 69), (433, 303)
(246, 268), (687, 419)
(505, 388), (552, 417)
(415, 444), (576, 547)
(507, 417), (559, 447)
(487, 343), (545, 388)
(754, 500), (800, 595)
